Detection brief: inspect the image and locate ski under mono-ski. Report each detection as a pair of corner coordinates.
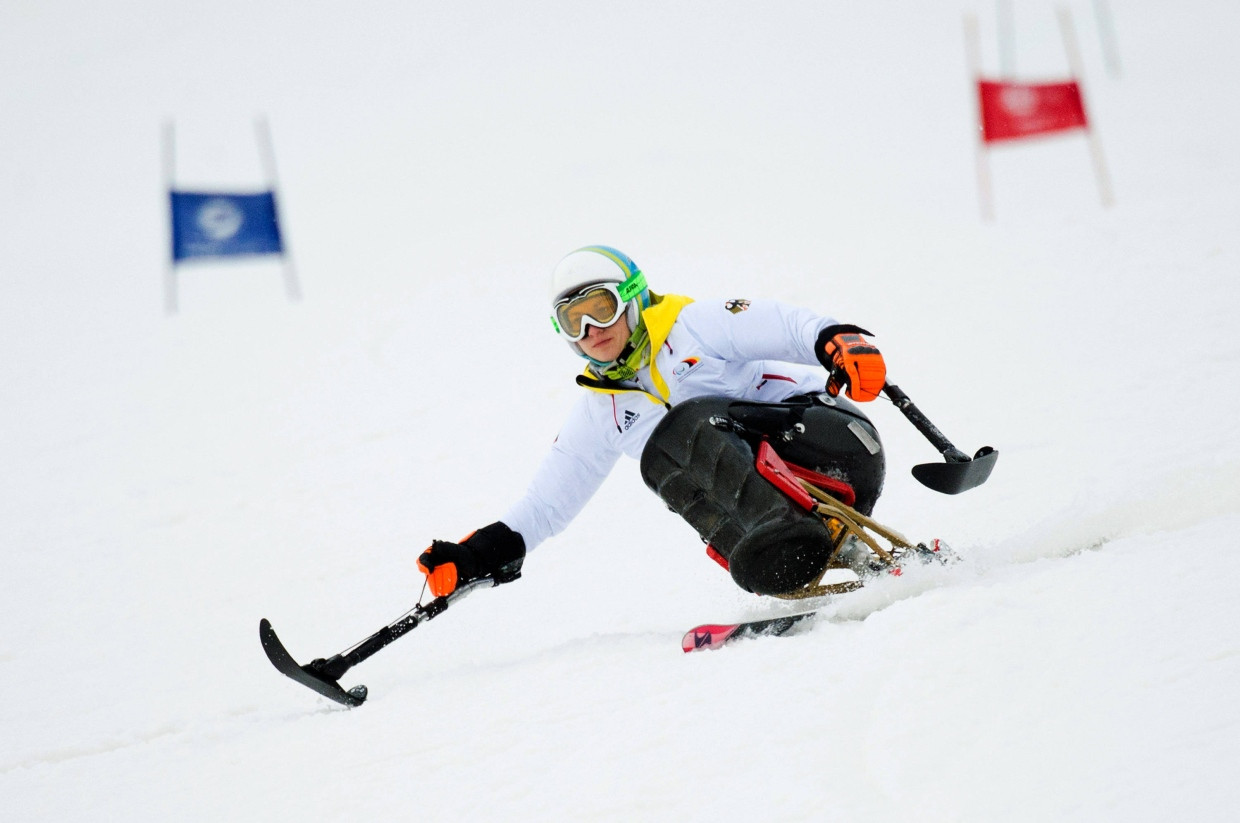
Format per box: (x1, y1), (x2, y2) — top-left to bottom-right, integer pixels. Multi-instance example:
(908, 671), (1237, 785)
(682, 610), (818, 653)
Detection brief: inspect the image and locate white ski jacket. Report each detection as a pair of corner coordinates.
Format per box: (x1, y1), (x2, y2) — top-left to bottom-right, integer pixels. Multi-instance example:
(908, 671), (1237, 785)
(502, 297), (840, 550)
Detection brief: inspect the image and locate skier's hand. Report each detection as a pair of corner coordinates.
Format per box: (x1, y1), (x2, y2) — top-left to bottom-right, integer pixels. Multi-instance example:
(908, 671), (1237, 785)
(417, 522), (526, 597)
(817, 324), (886, 402)
(417, 540), (472, 598)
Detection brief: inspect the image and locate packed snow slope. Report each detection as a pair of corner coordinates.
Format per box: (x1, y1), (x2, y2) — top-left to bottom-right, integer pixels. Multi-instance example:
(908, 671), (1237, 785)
(3, 1), (1238, 820)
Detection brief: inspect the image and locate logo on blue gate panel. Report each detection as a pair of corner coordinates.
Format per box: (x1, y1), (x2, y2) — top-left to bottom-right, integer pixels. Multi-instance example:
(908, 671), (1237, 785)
(673, 357), (701, 380)
(196, 199), (245, 241)
(170, 191), (284, 262)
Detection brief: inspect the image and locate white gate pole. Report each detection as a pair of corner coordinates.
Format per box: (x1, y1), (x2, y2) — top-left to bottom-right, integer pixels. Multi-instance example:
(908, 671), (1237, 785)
(255, 116), (302, 303)
(162, 120), (179, 315)
(1057, 6), (1115, 207)
(964, 14), (994, 221)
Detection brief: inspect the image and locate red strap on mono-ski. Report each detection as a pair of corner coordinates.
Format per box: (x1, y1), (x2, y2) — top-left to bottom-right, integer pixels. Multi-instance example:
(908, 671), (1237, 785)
(705, 442), (858, 572)
(782, 463), (855, 507)
(755, 441), (816, 510)
(755, 441), (856, 508)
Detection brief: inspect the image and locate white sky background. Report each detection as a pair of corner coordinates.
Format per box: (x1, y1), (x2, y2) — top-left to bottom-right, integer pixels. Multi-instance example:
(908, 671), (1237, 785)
(2, 2), (1238, 820)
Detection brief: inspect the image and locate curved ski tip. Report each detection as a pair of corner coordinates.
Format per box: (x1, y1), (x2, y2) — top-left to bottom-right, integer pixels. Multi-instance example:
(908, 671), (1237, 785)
(912, 447), (998, 495)
(682, 625), (738, 653)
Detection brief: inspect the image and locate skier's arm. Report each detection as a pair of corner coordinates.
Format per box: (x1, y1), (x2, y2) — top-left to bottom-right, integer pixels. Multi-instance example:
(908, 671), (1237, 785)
(686, 299), (886, 401)
(682, 298), (838, 365)
(499, 395), (622, 548)
(418, 396), (621, 596)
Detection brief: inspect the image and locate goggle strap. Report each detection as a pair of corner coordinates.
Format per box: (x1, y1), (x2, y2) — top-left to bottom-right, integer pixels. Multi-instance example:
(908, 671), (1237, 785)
(617, 270), (647, 302)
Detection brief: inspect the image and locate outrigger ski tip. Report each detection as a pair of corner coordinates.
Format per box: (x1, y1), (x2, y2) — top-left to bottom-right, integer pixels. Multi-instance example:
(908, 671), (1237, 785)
(882, 382), (998, 495)
(259, 618), (368, 708)
(912, 445), (998, 495)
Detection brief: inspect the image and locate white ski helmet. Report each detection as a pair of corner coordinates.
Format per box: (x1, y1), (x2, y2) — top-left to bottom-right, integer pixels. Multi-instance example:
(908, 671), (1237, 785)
(550, 245), (651, 359)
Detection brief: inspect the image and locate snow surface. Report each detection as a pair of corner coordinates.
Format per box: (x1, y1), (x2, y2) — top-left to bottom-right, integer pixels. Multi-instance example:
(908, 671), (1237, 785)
(3, 1), (1239, 820)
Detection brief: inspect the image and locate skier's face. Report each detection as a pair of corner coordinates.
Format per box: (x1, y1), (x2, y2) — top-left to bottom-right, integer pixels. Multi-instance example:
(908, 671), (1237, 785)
(578, 317), (630, 363)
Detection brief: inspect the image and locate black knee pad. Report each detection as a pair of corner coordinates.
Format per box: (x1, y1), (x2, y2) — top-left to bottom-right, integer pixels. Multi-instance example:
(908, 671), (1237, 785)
(639, 397), (836, 596)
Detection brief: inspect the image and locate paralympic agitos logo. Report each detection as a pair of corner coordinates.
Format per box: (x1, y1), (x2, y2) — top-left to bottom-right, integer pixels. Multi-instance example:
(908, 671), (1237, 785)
(672, 357), (701, 379)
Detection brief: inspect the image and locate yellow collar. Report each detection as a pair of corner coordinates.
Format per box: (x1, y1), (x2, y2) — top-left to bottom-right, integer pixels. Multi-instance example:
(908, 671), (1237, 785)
(578, 294), (694, 405)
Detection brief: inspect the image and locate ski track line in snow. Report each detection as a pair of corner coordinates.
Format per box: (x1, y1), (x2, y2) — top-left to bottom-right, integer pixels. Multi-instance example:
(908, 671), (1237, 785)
(0, 705), (321, 775)
(0, 727), (188, 775)
(995, 457), (1240, 568)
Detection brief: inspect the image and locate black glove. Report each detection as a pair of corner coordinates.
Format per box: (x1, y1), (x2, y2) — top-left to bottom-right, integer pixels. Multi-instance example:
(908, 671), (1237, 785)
(417, 521), (526, 597)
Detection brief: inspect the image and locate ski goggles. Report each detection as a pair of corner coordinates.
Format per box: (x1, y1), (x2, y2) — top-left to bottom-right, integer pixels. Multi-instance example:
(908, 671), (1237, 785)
(551, 272), (647, 342)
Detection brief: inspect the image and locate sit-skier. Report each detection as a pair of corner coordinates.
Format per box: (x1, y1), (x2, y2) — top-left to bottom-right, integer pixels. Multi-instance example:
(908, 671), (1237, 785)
(417, 245), (888, 599)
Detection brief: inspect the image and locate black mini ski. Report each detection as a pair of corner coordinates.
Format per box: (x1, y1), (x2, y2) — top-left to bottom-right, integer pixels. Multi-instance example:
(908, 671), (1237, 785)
(259, 619), (368, 707)
(259, 575), (514, 707)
